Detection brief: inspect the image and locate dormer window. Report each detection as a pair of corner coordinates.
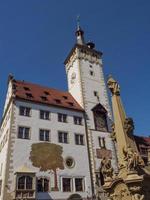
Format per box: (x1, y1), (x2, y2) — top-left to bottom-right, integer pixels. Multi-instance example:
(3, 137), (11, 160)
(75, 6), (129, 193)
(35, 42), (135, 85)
(55, 99), (61, 104)
(41, 96), (47, 101)
(44, 91), (50, 95)
(26, 93), (33, 99)
(68, 102), (74, 106)
(24, 87), (30, 91)
(62, 95), (68, 100)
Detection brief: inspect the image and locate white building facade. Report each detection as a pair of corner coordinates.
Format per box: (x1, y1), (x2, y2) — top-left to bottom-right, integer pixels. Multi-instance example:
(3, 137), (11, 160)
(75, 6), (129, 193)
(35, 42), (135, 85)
(0, 27), (117, 200)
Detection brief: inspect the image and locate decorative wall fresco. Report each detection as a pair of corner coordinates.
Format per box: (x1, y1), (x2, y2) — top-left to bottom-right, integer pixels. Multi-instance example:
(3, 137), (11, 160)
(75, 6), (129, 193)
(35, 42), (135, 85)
(30, 142), (64, 190)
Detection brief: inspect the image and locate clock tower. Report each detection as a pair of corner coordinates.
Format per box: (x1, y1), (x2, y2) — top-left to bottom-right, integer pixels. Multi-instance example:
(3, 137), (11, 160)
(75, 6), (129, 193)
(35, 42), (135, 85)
(64, 26), (117, 195)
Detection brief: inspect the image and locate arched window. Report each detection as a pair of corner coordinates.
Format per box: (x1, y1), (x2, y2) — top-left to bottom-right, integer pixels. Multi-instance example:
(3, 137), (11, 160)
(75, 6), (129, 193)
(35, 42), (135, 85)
(37, 178), (49, 192)
(17, 176), (33, 190)
(18, 176), (25, 189)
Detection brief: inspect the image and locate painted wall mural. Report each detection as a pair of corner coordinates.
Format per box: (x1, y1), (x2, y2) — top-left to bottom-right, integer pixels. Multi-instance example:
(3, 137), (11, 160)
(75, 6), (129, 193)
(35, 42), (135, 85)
(30, 142), (64, 190)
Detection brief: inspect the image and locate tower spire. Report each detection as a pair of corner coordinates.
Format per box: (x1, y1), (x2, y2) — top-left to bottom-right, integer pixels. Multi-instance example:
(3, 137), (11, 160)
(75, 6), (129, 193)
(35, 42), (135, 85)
(75, 15), (85, 45)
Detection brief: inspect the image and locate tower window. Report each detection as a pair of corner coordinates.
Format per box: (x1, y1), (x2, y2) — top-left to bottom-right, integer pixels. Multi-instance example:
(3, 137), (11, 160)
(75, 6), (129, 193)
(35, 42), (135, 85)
(90, 70), (94, 76)
(94, 91), (98, 97)
(98, 137), (106, 148)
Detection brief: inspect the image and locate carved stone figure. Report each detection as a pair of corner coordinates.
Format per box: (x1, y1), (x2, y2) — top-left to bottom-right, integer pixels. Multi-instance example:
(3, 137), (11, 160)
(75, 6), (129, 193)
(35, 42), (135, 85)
(124, 118), (134, 136)
(123, 146), (139, 171)
(107, 76), (120, 95)
(100, 157), (113, 180)
(123, 146), (143, 171)
(110, 123), (116, 141)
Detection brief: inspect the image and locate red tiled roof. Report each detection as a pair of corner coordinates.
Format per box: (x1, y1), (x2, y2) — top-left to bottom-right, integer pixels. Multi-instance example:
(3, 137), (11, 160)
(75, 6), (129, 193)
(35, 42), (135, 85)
(134, 135), (150, 146)
(12, 79), (84, 112)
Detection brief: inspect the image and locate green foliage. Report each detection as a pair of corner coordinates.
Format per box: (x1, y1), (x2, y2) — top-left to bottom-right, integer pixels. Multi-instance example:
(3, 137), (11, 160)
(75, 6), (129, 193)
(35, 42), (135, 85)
(30, 143), (64, 172)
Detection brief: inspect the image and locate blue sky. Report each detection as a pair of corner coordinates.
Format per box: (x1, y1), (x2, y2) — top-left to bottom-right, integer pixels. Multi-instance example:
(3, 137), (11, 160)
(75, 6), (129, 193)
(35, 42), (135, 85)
(0, 0), (150, 136)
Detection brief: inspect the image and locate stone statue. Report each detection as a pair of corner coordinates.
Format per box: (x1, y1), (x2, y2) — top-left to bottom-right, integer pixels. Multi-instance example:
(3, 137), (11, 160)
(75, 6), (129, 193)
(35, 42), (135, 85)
(107, 75), (120, 95)
(124, 118), (134, 136)
(100, 157), (114, 180)
(110, 123), (116, 142)
(123, 146), (141, 171)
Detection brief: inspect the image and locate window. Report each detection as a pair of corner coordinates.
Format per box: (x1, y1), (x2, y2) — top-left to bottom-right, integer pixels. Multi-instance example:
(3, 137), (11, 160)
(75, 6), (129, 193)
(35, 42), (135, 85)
(62, 95), (68, 100)
(44, 91), (50, 95)
(90, 70), (94, 76)
(24, 87), (30, 91)
(39, 129), (50, 141)
(89, 65), (93, 68)
(18, 127), (30, 139)
(75, 134), (84, 145)
(98, 137), (106, 148)
(55, 99), (61, 104)
(26, 93), (33, 98)
(17, 176), (33, 190)
(37, 178), (49, 192)
(58, 131), (68, 143)
(19, 106), (31, 117)
(74, 116), (82, 125)
(62, 178), (71, 192)
(94, 91), (98, 97)
(58, 113), (67, 123)
(68, 102), (74, 107)
(40, 110), (50, 120)
(65, 157), (75, 168)
(93, 104), (108, 132)
(75, 178), (84, 192)
(40, 96), (47, 101)
(0, 180), (2, 196)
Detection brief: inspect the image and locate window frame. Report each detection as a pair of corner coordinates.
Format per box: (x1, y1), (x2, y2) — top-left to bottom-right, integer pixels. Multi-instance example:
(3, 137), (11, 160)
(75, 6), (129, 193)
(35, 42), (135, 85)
(39, 129), (50, 142)
(73, 116), (83, 125)
(39, 110), (50, 120)
(98, 137), (106, 149)
(74, 177), (85, 192)
(37, 177), (49, 192)
(17, 175), (33, 190)
(18, 126), (30, 140)
(58, 131), (68, 144)
(58, 113), (67, 123)
(75, 134), (84, 145)
(19, 106), (31, 117)
(62, 177), (72, 192)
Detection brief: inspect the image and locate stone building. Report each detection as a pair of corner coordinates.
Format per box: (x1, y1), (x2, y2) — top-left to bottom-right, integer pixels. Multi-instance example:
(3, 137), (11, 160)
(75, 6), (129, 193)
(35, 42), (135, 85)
(0, 26), (117, 200)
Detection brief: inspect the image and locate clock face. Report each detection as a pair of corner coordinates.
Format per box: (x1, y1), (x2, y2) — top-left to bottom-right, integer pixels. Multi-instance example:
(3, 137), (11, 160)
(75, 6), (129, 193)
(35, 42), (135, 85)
(71, 72), (76, 84)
